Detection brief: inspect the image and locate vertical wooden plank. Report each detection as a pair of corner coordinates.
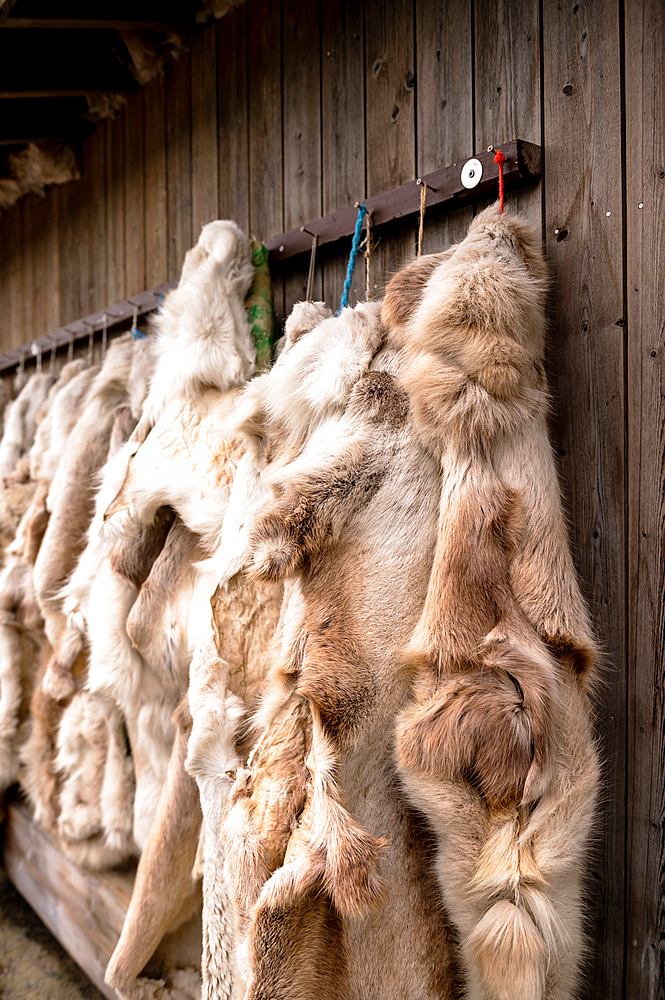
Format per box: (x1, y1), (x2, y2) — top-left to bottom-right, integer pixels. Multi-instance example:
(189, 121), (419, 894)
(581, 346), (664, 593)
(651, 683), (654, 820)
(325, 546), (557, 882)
(85, 125), (107, 315)
(217, 5), (249, 232)
(144, 76), (168, 289)
(365, 0), (415, 296)
(191, 23), (219, 239)
(106, 110), (126, 307)
(415, 0), (473, 252)
(57, 179), (84, 326)
(0, 211), (9, 351)
(21, 197), (35, 340)
(625, 0), (665, 996)
(321, 0), (365, 309)
(542, 2), (625, 998)
(282, 0), (322, 314)
(474, 0), (541, 226)
(247, 0), (284, 323)
(166, 51), (193, 281)
(43, 189), (60, 335)
(124, 91), (146, 299)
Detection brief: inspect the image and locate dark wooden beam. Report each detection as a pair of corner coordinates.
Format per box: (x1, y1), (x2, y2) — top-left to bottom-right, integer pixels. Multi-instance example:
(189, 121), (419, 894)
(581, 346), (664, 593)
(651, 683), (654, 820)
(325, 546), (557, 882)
(2, 18), (192, 30)
(0, 96), (95, 143)
(266, 139), (541, 262)
(0, 0), (21, 24)
(0, 89), (132, 98)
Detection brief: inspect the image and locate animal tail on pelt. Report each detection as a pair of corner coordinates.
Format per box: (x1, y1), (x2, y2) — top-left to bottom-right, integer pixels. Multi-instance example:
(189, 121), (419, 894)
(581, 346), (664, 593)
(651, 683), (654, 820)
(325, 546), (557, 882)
(464, 812), (571, 1000)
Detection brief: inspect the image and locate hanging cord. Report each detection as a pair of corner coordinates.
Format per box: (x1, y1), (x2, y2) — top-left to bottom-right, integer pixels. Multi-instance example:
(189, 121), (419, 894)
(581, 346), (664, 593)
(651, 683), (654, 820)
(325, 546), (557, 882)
(339, 203), (368, 312)
(67, 330), (74, 362)
(130, 303), (145, 339)
(361, 211), (375, 300)
(494, 148), (506, 212)
(300, 227), (318, 302)
(101, 313), (108, 360)
(48, 337), (56, 374)
(417, 179), (428, 256)
(32, 341), (42, 373)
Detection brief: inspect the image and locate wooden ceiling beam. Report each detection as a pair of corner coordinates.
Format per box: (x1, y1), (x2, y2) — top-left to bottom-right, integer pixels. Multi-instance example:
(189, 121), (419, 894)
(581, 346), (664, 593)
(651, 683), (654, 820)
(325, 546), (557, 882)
(3, 18), (192, 30)
(0, 89), (132, 98)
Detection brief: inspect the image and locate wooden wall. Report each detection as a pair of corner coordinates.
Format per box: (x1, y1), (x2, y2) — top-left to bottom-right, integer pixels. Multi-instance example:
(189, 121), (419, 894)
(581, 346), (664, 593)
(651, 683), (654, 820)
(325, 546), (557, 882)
(0, 0), (663, 996)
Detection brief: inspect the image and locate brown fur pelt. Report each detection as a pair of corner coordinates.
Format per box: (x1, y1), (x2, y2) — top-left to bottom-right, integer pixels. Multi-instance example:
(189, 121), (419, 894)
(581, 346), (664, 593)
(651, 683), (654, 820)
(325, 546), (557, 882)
(194, 299), (461, 1000)
(381, 205), (599, 1000)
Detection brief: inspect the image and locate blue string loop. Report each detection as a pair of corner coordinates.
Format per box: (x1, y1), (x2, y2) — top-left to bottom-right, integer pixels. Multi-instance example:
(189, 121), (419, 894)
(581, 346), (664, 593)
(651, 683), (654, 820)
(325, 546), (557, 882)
(339, 204), (367, 312)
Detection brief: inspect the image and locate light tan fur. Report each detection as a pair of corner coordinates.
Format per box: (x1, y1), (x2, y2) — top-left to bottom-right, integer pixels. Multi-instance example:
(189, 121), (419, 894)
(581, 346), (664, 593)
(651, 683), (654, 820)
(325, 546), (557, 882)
(205, 302), (461, 999)
(382, 205), (599, 1000)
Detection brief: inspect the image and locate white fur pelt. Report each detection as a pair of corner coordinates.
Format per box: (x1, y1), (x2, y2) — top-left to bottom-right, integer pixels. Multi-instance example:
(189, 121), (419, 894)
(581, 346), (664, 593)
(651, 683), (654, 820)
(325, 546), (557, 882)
(104, 389), (245, 553)
(31, 360), (97, 484)
(0, 371), (58, 478)
(0, 361), (96, 795)
(136, 220), (256, 441)
(33, 335), (137, 647)
(21, 339), (138, 834)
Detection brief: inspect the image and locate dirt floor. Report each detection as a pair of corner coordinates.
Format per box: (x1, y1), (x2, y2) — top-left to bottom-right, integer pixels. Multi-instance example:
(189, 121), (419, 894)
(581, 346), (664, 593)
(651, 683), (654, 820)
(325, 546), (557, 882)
(0, 865), (104, 1000)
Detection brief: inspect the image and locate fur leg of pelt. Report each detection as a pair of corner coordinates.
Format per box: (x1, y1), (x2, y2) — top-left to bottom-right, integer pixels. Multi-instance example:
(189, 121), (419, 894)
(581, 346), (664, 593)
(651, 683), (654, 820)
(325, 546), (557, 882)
(106, 702), (201, 997)
(397, 683), (599, 1000)
(186, 638), (247, 1000)
(254, 707), (387, 920)
(112, 969), (202, 1000)
(100, 706), (136, 856)
(0, 623), (40, 792)
(129, 701), (178, 849)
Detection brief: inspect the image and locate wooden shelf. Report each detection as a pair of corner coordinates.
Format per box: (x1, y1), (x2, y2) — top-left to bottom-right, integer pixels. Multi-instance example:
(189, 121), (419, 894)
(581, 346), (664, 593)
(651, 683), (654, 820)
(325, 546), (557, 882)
(2, 798), (132, 1000)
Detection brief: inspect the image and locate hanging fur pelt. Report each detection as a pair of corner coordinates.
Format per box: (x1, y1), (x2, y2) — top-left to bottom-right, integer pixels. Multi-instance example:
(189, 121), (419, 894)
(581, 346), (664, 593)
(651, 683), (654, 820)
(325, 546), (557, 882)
(0, 371), (57, 479)
(0, 360), (96, 796)
(22, 338), (141, 832)
(181, 298), (461, 1000)
(134, 219), (256, 444)
(381, 205), (599, 1000)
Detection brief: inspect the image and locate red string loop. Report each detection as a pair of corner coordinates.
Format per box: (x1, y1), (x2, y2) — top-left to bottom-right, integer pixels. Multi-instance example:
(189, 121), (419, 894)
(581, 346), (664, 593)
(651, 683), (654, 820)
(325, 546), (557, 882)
(494, 148), (506, 213)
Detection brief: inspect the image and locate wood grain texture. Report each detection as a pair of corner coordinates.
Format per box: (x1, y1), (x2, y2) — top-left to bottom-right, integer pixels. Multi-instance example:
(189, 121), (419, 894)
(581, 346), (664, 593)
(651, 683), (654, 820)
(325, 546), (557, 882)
(542, 2), (625, 997)
(474, 0), (541, 226)
(2, 799), (129, 1000)
(86, 124), (107, 316)
(217, 5), (249, 232)
(625, 0), (665, 995)
(365, 0), (415, 294)
(415, 0), (473, 252)
(321, 0), (365, 308)
(124, 90), (145, 299)
(143, 75), (168, 290)
(282, 0), (322, 314)
(105, 110), (126, 308)
(166, 51), (192, 281)
(247, 0), (284, 322)
(191, 23), (219, 238)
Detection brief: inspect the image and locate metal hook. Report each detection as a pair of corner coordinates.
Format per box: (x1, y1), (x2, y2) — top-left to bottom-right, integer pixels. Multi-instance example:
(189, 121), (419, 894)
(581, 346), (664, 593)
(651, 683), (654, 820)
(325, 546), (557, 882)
(47, 335), (57, 373)
(31, 340), (42, 373)
(81, 320), (95, 362)
(300, 227), (318, 302)
(416, 178), (437, 192)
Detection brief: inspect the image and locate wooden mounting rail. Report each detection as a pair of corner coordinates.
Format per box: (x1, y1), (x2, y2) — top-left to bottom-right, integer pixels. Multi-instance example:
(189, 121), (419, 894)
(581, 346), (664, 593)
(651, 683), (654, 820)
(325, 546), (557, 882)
(266, 139), (541, 262)
(0, 139), (540, 375)
(0, 281), (177, 373)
